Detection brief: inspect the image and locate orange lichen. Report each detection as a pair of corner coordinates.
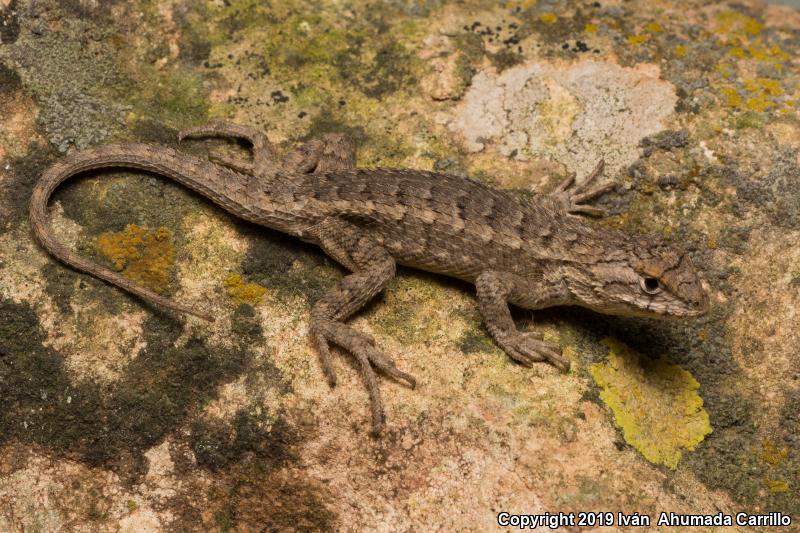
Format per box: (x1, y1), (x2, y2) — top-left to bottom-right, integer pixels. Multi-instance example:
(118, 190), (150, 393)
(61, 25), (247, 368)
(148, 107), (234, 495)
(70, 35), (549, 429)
(95, 224), (175, 293)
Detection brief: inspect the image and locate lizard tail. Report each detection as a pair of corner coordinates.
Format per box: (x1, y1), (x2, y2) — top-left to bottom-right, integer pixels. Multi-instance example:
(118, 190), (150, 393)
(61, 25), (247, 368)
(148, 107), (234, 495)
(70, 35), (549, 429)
(29, 145), (216, 322)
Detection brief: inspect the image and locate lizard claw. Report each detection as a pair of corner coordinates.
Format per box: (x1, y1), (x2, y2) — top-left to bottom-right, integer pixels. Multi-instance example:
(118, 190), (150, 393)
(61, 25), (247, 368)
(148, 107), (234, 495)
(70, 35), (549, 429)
(549, 159), (613, 217)
(310, 318), (416, 435)
(498, 332), (570, 372)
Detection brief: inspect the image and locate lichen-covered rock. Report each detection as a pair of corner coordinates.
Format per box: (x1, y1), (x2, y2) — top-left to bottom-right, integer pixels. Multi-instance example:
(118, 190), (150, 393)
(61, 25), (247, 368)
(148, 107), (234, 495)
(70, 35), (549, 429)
(1, 0), (799, 530)
(590, 338), (712, 469)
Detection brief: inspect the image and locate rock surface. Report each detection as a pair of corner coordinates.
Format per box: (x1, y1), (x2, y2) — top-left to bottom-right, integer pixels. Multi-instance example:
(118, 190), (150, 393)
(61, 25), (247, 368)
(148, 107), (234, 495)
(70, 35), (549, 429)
(1, 0), (799, 530)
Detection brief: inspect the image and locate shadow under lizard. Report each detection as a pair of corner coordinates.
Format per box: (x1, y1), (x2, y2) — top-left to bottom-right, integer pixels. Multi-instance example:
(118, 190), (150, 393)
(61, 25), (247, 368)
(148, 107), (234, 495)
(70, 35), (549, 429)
(29, 121), (709, 435)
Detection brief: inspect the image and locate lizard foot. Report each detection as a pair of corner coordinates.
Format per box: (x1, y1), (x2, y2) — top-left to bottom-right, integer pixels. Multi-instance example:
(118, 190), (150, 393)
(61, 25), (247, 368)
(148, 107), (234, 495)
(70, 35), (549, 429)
(310, 318), (416, 435)
(496, 332), (570, 372)
(550, 159), (614, 217)
(178, 120), (276, 175)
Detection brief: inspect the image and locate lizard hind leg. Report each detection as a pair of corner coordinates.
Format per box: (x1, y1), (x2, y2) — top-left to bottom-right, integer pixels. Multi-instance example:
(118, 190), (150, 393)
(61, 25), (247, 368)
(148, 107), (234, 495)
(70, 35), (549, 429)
(308, 218), (416, 435)
(281, 133), (357, 173)
(177, 120), (279, 175)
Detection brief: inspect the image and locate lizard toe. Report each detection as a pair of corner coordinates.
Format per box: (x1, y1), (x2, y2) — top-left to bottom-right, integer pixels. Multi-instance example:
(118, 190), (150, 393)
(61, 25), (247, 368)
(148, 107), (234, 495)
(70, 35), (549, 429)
(503, 333), (569, 372)
(310, 329), (338, 387)
(309, 317), (415, 433)
(365, 348), (417, 388)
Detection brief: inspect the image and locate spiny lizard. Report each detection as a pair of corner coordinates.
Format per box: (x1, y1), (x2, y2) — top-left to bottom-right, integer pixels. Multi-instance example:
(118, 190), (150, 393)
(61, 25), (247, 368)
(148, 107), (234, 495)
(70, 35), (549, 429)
(30, 121), (709, 434)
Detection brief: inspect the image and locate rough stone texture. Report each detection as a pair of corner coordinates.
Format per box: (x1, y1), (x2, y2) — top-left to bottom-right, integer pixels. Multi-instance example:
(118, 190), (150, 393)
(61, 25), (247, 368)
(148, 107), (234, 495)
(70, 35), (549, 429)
(451, 60), (677, 177)
(0, 0), (799, 530)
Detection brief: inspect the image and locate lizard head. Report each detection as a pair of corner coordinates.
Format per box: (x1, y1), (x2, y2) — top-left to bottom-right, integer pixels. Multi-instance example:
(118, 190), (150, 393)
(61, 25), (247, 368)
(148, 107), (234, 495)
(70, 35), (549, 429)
(563, 235), (709, 318)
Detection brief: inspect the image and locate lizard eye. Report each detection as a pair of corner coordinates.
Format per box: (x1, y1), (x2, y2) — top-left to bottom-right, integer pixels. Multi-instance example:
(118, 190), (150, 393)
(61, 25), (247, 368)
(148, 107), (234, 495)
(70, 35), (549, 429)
(640, 277), (661, 295)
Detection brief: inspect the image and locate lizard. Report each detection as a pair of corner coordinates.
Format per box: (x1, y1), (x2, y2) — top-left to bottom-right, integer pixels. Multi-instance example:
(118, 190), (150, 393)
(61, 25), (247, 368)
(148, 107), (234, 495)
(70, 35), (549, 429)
(29, 120), (709, 435)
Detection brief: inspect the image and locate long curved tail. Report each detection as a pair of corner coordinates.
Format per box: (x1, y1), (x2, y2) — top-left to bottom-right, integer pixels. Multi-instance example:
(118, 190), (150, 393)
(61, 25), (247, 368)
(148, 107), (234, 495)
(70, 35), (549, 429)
(28, 144), (238, 322)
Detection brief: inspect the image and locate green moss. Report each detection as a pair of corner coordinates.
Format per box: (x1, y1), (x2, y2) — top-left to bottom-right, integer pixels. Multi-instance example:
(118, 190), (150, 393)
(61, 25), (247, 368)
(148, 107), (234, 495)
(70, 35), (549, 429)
(190, 409), (295, 472)
(0, 0), (19, 44)
(237, 224), (339, 303)
(590, 338), (712, 469)
(302, 115), (368, 146)
(453, 52), (476, 90)
(365, 271), (457, 346)
(40, 262), (78, 315)
(0, 62), (21, 92)
(732, 111), (765, 129)
(458, 327), (496, 354)
(0, 297), (276, 478)
(528, 7), (591, 47)
(0, 141), (60, 228)
(1, 15), (130, 150)
(451, 31), (485, 62)
(128, 68), (208, 128)
(0, 2), (208, 150)
(489, 49), (523, 71)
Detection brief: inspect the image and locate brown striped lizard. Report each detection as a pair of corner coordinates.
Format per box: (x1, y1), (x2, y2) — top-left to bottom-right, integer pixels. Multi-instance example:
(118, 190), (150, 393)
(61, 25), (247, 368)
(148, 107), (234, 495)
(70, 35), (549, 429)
(30, 121), (709, 434)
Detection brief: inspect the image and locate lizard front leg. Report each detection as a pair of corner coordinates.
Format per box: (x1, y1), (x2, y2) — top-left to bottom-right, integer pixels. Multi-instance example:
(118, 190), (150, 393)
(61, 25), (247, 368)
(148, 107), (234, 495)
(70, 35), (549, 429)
(475, 271), (570, 372)
(549, 160), (614, 217)
(309, 218), (416, 435)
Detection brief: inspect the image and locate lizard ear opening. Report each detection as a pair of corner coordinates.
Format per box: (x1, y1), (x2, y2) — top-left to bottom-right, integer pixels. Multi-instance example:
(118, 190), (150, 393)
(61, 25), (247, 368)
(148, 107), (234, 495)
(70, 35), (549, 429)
(640, 276), (661, 295)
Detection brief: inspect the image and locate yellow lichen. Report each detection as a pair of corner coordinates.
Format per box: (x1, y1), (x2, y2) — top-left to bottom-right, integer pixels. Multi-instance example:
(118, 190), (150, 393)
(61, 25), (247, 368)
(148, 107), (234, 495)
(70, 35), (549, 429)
(745, 95), (772, 112)
(645, 22), (663, 33)
(720, 87), (742, 108)
(584, 23), (597, 33)
(728, 46), (746, 58)
(766, 480), (790, 493)
(539, 12), (557, 24)
(762, 439), (789, 466)
(223, 272), (267, 306)
(743, 18), (763, 36)
(716, 11), (762, 37)
(757, 78), (783, 96)
(504, 0), (537, 9)
(674, 45), (686, 58)
(589, 338), (712, 469)
(626, 35), (649, 45)
(95, 224), (175, 293)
